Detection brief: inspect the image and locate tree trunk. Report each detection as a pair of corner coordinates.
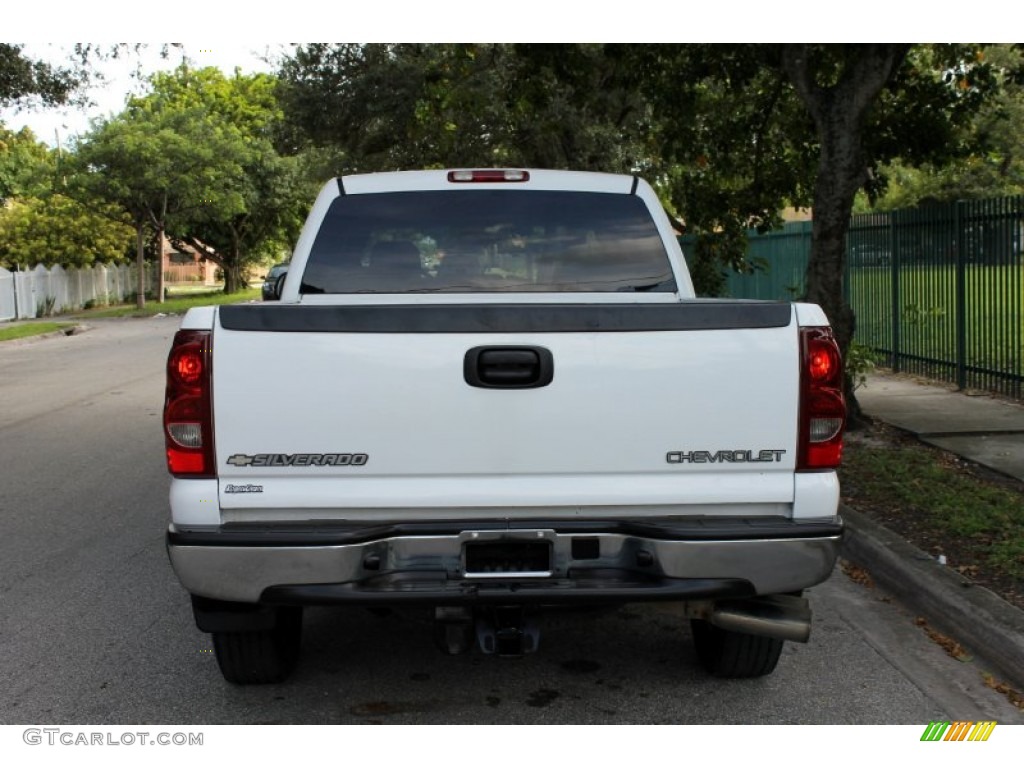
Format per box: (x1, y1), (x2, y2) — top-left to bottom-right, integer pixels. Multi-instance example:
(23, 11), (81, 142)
(223, 232), (245, 294)
(135, 221), (146, 310)
(804, 123), (863, 424)
(154, 194), (168, 303)
(156, 226), (166, 303)
(223, 261), (243, 294)
(780, 44), (910, 428)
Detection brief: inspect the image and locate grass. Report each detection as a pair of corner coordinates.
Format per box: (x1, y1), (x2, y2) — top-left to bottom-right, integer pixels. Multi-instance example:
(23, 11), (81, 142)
(840, 423), (1024, 608)
(849, 264), (1023, 376)
(0, 322), (74, 342)
(76, 288), (261, 318)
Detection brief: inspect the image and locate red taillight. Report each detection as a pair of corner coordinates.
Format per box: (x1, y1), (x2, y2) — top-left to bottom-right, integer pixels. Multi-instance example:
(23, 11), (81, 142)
(808, 344), (838, 382)
(798, 327), (846, 470)
(164, 330), (215, 478)
(174, 349), (203, 385)
(447, 169), (530, 183)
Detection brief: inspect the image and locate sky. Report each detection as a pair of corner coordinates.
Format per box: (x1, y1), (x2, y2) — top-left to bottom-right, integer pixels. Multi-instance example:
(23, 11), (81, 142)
(0, 43), (284, 146)
(3, 2), (1020, 147)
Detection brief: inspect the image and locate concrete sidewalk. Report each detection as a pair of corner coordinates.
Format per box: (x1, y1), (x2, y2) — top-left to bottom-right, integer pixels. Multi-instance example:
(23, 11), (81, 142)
(842, 370), (1024, 691)
(856, 371), (1024, 482)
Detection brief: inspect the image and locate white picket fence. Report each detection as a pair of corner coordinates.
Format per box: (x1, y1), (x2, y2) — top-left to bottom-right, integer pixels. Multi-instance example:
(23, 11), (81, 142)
(0, 263), (156, 321)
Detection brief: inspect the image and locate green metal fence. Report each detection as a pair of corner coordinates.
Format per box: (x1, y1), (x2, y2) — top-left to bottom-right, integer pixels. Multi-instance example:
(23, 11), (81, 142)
(690, 197), (1024, 400)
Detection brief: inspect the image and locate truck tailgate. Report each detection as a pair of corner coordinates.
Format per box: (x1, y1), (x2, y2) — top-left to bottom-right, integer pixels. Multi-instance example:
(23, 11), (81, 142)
(212, 302), (799, 519)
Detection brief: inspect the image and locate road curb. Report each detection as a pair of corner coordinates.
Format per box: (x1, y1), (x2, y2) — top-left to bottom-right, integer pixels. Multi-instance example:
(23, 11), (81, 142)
(2, 324), (89, 346)
(841, 504), (1024, 691)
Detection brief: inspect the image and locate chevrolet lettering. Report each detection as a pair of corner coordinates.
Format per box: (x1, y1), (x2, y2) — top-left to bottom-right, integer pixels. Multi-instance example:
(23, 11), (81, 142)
(666, 449), (787, 464)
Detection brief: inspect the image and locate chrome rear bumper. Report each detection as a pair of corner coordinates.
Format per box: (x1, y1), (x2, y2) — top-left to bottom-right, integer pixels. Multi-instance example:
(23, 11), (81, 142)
(167, 517), (842, 605)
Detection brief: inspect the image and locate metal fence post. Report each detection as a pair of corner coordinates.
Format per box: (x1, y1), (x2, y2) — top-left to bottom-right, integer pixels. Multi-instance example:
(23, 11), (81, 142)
(891, 211), (901, 372)
(954, 201), (967, 390)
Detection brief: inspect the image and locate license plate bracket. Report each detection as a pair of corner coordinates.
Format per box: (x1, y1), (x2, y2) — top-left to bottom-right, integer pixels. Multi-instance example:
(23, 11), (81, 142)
(463, 540), (553, 578)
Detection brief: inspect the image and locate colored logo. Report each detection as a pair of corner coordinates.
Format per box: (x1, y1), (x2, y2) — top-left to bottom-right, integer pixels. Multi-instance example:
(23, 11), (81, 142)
(920, 721), (996, 742)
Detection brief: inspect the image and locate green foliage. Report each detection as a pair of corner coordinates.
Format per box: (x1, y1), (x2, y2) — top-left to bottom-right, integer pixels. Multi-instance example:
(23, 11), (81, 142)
(143, 67), (309, 292)
(852, 265), (1017, 377)
(278, 44), (995, 290)
(72, 65), (308, 294)
(901, 303), (947, 325)
(636, 45), (818, 265)
(273, 42), (1004, 350)
(0, 322), (72, 342)
(35, 295), (56, 317)
(0, 124), (56, 203)
(863, 45), (996, 185)
(865, 45), (1024, 208)
(844, 342), (878, 391)
(0, 194), (133, 268)
(840, 435), (1024, 581)
(82, 287), (260, 318)
(277, 44), (653, 174)
(276, 44), (818, 287)
(0, 44), (82, 108)
(82, 293), (113, 310)
(141, 66), (282, 138)
(73, 82), (251, 229)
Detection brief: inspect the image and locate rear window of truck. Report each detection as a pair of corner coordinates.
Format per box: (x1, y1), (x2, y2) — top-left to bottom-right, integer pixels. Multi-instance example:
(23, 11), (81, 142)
(301, 190), (675, 294)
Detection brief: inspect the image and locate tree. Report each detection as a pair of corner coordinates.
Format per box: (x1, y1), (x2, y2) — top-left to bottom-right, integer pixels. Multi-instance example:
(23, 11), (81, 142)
(73, 74), (251, 306)
(860, 45), (1024, 209)
(137, 66), (308, 293)
(275, 44), (815, 295)
(172, 148), (307, 292)
(0, 194), (133, 269)
(277, 44), (653, 174)
(774, 44), (1002, 420)
(0, 124), (56, 203)
(74, 110), (249, 306)
(0, 44), (82, 108)
(276, 44), (999, 416)
(778, 46), (911, 400)
(626, 45), (820, 294)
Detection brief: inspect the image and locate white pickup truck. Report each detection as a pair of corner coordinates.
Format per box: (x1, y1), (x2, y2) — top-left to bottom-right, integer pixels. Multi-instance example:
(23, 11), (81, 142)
(163, 169), (846, 684)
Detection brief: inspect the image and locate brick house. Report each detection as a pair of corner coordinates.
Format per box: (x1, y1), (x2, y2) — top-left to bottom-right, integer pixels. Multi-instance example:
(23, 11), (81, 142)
(160, 235), (218, 285)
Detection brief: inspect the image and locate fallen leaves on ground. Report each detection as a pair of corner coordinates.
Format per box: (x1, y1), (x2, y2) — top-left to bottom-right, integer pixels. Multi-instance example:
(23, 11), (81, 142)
(840, 559), (875, 589)
(982, 672), (1024, 711)
(913, 617), (973, 662)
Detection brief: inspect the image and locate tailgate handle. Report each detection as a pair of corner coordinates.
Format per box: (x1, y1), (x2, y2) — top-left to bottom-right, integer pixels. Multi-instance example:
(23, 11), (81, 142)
(464, 346), (554, 389)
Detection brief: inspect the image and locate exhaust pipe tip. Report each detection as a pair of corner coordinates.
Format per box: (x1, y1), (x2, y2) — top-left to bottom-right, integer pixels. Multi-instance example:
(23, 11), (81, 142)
(709, 594), (812, 643)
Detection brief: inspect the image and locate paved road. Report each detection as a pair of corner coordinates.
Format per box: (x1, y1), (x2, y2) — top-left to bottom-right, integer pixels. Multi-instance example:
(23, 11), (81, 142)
(0, 317), (1021, 725)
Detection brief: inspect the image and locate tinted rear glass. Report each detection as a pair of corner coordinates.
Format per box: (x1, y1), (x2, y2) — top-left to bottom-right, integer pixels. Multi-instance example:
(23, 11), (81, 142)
(301, 190), (674, 294)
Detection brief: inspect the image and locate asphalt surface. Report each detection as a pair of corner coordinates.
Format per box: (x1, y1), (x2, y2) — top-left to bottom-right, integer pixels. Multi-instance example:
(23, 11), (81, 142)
(0, 318), (1021, 725)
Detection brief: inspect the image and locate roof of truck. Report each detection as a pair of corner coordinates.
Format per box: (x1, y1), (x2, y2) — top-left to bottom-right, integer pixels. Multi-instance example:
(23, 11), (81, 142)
(338, 168), (638, 196)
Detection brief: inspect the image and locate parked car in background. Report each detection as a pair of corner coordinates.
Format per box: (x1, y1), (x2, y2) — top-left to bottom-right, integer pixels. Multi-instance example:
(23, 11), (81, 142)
(848, 244), (890, 268)
(261, 263), (289, 300)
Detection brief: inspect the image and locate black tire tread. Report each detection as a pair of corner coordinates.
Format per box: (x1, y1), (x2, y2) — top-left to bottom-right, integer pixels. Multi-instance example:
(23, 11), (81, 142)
(691, 618), (784, 678)
(212, 608), (302, 685)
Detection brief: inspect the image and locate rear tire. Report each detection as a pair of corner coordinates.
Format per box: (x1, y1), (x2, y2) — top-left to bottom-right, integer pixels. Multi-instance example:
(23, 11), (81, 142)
(212, 607), (303, 684)
(690, 619), (784, 678)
